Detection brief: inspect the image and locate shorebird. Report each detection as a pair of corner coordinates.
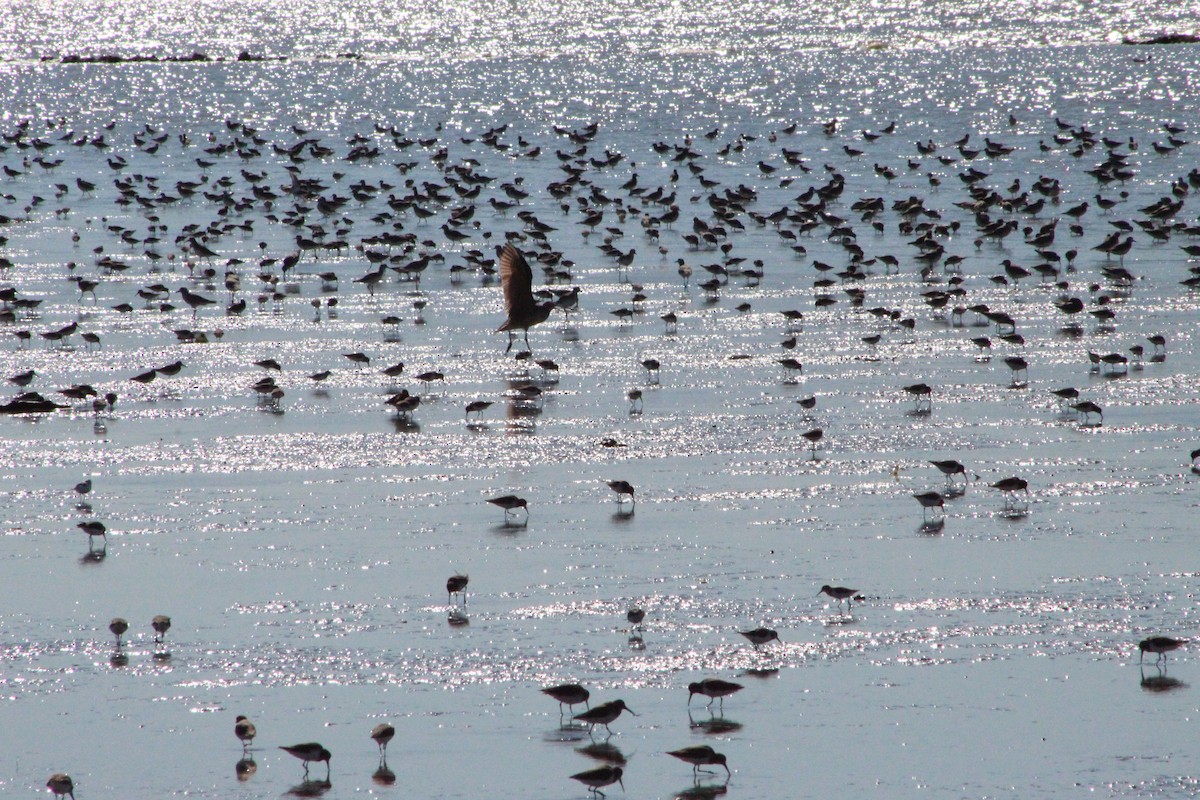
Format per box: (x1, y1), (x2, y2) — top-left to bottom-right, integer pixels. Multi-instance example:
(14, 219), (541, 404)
(446, 574), (469, 604)
(819, 585), (861, 613)
(465, 400), (493, 420)
(74, 478), (92, 496)
(667, 745), (731, 778)
(109, 617), (129, 649)
(151, 614), (171, 644)
(371, 722), (395, 757)
(626, 607), (645, 630)
(574, 700), (636, 734)
(1071, 400), (1103, 424)
(990, 477), (1030, 509)
(739, 627), (780, 648)
(570, 765), (624, 797)
(497, 244), (555, 352)
(46, 774), (74, 799)
(778, 358), (804, 381)
(279, 743), (331, 777)
(913, 491), (945, 521)
(1139, 636), (1187, 665)
(929, 459), (968, 485)
(487, 494), (528, 523)
(687, 678), (743, 710)
(234, 715), (256, 750)
(1003, 356), (1029, 385)
(177, 287), (216, 317)
(801, 428), (823, 458)
(605, 480), (635, 506)
(542, 683), (591, 713)
(902, 383), (932, 412)
(641, 358), (660, 383)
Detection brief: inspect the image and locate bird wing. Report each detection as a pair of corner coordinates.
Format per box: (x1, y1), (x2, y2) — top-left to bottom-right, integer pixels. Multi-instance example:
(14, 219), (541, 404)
(499, 244), (535, 321)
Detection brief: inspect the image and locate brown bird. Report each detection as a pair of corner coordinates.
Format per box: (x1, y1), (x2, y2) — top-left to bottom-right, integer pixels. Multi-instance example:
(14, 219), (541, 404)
(234, 715), (256, 750)
(371, 722), (395, 756)
(497, 244), (555, 352)
(46, 774), (75, 799)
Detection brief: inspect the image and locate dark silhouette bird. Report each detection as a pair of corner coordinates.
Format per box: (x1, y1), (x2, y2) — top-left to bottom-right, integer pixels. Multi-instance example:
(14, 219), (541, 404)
(108, 617), (128, 649)
(542, 683), (590, 712)
(446, 573), (469, 604)
(913, 491), (945, 521)
(687, 678), (743, 710)
(818, 585), (861, 613)
(488, 494), (528, 523)
(739, 627), (780, 648)
(990, 477), (1029, 510)
(574, 700), (636, 734)
(279, 742), (331, 777)
(667, 745), (731, 778)
(46, 774), (75, 799)
(929, 460), (968, 485)
(497, 244), (555, 352)
(626, 607), (646, 629)
(1139, 636), (1187, 665)
(151, 614), (171, 644)
(605, 480), (635, 506)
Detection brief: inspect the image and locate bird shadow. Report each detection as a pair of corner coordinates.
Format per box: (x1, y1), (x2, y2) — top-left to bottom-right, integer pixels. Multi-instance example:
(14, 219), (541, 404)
(611, 508), (635, 523)
(493, 519), (528, 534)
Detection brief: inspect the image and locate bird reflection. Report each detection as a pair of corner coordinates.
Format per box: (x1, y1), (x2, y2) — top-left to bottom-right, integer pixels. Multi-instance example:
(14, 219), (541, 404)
(285, 778), (332, 797)
(1140, 666), (1186, 693)
(627, 632), (645, 650)
(577, 741), (627, 765)
(448, 607), (469, 626)
(688, 709), (742, 735)
(675, 782), (729, 799)
(389, 416), (421, 434)
(235, 757), (257, 781)
(918, 518), (945, 535)
(109, 652), (129, 667)
(372, 762), (396, 786)
(79, 545), (106, 565)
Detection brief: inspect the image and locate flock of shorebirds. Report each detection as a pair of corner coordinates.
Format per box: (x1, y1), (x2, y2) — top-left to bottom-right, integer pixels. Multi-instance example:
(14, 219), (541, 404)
(7, 102), (1199, 797)
(42, 576), (1186, 799)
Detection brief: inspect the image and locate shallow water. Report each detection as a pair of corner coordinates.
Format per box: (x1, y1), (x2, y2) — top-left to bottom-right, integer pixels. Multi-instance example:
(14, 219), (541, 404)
(2, 2), (1200, 798)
